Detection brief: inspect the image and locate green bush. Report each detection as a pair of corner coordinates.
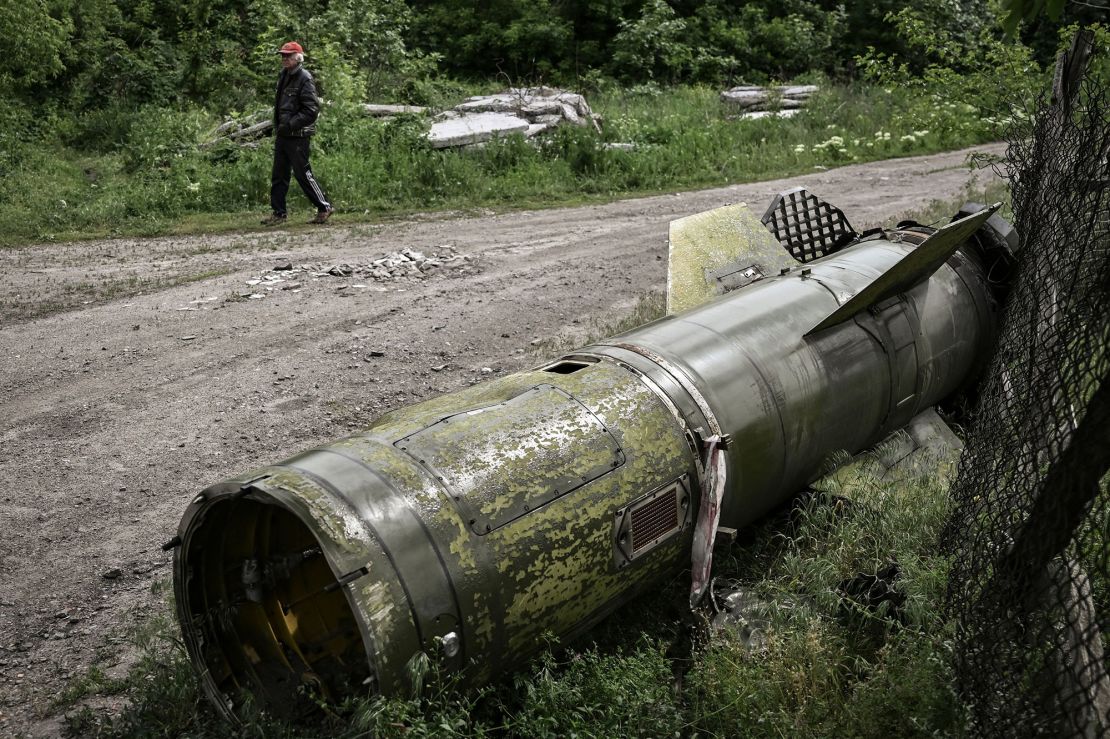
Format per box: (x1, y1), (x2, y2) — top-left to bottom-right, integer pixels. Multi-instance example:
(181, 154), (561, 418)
(123, 105), (211, 172)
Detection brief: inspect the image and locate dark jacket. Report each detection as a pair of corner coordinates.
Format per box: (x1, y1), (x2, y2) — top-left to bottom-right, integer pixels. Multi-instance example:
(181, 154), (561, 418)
(273, 65), (319, 138)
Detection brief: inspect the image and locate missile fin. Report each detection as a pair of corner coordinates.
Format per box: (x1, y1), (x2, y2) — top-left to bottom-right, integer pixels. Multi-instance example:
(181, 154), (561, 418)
(667, 204), (797, 314)
(805, 203), (1001, 336)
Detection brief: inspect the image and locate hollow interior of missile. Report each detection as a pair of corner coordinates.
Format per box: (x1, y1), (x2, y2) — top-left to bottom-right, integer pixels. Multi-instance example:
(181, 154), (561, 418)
(182, 497), (371, 717)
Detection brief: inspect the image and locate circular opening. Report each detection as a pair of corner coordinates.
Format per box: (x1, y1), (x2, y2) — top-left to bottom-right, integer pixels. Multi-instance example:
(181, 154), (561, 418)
(179, 494), (371, 719)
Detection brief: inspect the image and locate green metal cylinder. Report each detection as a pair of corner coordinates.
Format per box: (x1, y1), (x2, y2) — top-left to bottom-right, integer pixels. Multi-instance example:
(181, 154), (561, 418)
(173, 226), (997, 720)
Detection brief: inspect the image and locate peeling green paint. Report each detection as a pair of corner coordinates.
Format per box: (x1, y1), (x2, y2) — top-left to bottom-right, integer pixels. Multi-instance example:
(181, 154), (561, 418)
(667, 203), (795, 314)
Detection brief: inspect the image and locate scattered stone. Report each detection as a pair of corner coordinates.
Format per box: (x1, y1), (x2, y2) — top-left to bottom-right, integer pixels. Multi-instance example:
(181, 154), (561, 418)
(431, 364), (448, 372)
(480, 367), (494, 374)
(101, 568), (122, 580)
(243, 248), (478, 299)
(273, 263), (293, 271)
(180, 335), (196, 341)
(368, 350), (385, 357)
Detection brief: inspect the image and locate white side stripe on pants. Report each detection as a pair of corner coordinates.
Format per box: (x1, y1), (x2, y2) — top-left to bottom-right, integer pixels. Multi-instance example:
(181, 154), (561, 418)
(305, 171), (329, 209)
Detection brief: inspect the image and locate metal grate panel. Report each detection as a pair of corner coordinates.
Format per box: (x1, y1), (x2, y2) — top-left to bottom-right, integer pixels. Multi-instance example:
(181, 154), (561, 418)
(761, 187), (858, 263)
(630, 487), (680, 553)
(612, 477), (690, 569)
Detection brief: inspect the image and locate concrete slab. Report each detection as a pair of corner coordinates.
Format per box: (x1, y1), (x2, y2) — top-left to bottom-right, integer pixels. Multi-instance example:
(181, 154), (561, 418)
(427, 112), (530, 149)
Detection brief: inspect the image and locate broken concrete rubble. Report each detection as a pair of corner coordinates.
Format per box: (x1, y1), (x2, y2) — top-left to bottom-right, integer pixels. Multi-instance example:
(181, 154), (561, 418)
(720, 85), (818, 121)
(427, 113), (531, 149)
(428, 87), (601, 149)
(235, 247), (479, 301)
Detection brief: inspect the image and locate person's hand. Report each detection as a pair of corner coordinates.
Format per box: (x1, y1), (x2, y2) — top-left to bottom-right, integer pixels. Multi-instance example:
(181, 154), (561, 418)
(277, 123), (291, 136)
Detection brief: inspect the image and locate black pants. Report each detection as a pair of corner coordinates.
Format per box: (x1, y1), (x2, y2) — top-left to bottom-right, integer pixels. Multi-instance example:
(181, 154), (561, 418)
(270, 136), (330, 215)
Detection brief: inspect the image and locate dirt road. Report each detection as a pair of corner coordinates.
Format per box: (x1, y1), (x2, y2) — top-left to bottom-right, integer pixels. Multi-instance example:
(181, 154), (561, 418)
(0, 144), (1004, 735)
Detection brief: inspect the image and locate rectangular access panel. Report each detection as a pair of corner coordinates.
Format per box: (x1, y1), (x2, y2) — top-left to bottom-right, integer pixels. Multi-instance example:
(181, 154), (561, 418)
(395, 384), (625, 534)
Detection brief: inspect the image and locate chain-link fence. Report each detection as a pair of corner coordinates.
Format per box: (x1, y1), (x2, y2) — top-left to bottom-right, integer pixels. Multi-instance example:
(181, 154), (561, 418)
(942, 31), (1110, 738)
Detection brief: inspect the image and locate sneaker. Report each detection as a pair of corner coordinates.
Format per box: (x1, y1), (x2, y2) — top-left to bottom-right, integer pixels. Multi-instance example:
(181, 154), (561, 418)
(261, 212), (287, 226)
(309, 206), (334, 225)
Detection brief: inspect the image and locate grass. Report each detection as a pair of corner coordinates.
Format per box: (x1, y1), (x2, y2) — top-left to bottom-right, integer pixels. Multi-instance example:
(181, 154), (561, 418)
(0, 83), (1001, 247)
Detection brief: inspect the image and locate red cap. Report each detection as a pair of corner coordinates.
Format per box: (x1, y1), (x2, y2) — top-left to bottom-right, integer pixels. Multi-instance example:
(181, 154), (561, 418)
(277, 42), (304, 55)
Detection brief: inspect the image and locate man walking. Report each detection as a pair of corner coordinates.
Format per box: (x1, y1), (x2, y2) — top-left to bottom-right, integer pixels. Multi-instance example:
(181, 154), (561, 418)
(262, 41), (334, 226)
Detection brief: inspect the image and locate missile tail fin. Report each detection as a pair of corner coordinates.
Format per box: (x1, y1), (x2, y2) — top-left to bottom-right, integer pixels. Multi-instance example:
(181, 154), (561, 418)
(667, 204), (797, 314)
(805, 203), (1001, 336)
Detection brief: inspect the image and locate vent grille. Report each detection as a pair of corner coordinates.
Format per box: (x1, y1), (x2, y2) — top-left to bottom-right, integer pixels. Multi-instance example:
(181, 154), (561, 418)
(761, 187), (857, 263)
(613, 478), (690, 569)
(630, 488), (679, 553)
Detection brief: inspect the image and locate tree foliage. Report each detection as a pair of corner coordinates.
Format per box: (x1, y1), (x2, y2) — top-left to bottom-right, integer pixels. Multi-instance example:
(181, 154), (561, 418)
(0, 0), (1092, 152)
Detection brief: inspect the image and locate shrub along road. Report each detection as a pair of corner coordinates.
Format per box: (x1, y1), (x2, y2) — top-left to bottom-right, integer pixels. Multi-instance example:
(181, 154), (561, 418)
(0, 144), (1003, 735)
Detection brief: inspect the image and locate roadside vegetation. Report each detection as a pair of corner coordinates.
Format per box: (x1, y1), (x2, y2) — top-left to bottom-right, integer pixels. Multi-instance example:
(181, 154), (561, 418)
(0, 84), (1003, 247)
(0, 0), (1089, 247)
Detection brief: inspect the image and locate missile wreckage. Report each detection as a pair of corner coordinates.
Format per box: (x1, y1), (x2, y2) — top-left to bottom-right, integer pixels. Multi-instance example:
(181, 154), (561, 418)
(169, 189), (1018, 720)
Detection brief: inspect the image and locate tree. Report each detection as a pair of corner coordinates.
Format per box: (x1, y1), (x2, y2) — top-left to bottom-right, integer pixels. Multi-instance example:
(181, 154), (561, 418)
(0, 0), (72, 90)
